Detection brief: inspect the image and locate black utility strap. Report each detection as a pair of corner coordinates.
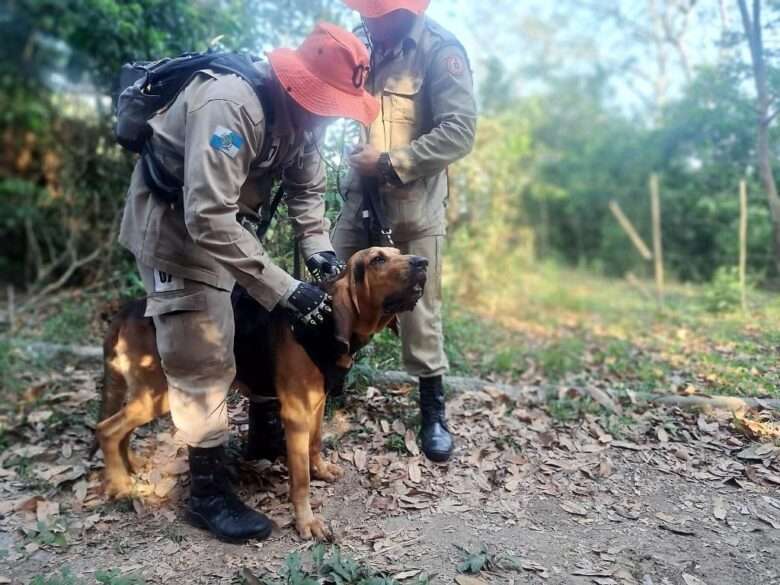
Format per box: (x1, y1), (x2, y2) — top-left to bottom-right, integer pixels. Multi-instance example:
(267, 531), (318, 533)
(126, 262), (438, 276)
(361, 176), (394, 246)
(255, 183), (285, 241)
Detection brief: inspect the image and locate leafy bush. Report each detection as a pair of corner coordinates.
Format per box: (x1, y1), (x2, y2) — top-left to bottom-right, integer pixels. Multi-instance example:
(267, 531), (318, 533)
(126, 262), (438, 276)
(703, 266), (744, 313)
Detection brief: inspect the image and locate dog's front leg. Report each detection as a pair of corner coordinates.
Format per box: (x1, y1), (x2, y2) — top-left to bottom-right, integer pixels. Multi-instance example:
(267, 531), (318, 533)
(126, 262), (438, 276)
(280, 399), (331, 541)
(309, 393), (343, 483)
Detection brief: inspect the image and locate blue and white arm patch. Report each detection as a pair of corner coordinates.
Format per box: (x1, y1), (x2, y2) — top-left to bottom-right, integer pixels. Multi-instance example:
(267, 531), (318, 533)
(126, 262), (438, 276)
(209, 126), (244, 159)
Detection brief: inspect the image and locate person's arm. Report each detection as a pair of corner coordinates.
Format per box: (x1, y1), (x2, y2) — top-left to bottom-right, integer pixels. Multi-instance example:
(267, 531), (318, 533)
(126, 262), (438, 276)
(388, 44), (478, 184)
(282, 138), (334, 260)
(183, 97), (296, 310)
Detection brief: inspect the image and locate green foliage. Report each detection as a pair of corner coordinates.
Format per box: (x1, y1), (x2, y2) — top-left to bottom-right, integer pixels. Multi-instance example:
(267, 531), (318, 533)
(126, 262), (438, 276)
(0, 339), (21, 397)
(0, 0), (348, 291)
(95, 569), (145, 585)
(534, 338), (585, 380)
(41, 300), (91, 343)
(28, 568), (144, 585)
(703, 267), (745, 314)
(455, 544), (521, 575)
(257, 546), (417, 585)
(383, 433), (407, 454)
(26, 520), (68, 548)
(546, 396), (601, 422)
(30, 568), (80, 585)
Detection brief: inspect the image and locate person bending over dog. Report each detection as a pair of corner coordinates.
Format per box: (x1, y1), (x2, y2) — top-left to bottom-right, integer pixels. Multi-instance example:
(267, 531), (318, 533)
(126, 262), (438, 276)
(332, 0), (478, 462)
(97, 247), (427, 541)
(114, 23), (379, 542)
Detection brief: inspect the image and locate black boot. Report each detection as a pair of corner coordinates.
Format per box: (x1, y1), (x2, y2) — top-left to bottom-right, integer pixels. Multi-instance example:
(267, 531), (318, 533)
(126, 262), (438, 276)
(188, 445), (272, 543)
(418, 376), (454, 462)
(244, 398), (286, 461)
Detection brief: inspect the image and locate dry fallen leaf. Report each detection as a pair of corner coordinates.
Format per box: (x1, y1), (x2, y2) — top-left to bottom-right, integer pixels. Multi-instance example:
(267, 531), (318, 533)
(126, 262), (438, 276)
(713, 496), (727, 521)
(354, 449), (368, 471)
(561, 501), (589, 517)
(737, 444), (779, 460)
(34, 464), (72, 482)
(408, 460), (422, 483)
(28, 409), (53, 424)
(72, 480), (88, 502)
(404, 430), (420, 457)
(755, 512), (780, 530)
(161, 459), (188, 475)
(36, 500), (59, 524)
(391, 569), (422, 580)
(697, 414), (719, 435)
(454, 577), (488, 585)
(682, 574), (708, 585)
(154, 477), (178, 498)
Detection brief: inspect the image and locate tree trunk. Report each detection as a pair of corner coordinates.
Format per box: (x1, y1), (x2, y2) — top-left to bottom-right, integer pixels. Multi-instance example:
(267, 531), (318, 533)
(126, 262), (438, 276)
(737, 0), (780, 276)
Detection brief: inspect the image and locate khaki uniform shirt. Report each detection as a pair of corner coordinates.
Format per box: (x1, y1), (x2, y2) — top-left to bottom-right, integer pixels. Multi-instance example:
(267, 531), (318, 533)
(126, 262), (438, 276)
(119, 63), (333, 310)
(340, 16), (477, 242)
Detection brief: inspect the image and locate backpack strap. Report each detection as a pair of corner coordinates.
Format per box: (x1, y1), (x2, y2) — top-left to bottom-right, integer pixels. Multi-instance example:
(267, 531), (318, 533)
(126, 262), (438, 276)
(208, 54), (276, 126)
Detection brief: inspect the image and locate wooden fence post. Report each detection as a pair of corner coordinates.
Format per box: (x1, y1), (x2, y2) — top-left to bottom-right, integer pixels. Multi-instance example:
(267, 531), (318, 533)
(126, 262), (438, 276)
(7, 285), (15, 334)
(739, 179), (748, 312)
(608, 201), (653, 261)
(650, 174), (664, 308)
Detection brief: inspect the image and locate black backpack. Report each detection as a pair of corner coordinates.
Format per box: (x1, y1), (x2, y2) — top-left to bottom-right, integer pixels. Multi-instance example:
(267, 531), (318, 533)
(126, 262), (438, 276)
(115, 50), (273, 154)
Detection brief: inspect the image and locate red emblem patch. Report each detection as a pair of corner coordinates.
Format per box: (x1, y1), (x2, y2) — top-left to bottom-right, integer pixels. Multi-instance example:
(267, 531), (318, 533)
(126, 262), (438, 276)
(446, 55), (464, 77)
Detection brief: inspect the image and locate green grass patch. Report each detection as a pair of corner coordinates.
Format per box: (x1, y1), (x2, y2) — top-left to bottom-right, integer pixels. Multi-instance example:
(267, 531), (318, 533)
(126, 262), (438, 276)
(533, 337), (585, 380)
(252, 544), (432, 585)
(30, 568), (145, 585)
(40, 299), (92, 344)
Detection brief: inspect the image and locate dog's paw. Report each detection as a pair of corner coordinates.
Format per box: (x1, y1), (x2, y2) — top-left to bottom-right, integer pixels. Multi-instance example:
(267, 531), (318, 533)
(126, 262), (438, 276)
(296, 514), (332, 541)
(311, 461), (343, 483)
(103, 474), (133, 499)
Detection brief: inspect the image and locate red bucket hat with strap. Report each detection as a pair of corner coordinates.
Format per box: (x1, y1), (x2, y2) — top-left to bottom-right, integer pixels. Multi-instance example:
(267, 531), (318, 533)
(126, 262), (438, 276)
(343, 0), (430, 18)
(267, 22), (379, 127)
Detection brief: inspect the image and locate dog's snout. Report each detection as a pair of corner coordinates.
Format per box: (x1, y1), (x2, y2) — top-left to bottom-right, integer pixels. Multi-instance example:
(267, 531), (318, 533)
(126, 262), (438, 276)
(410, 256), (429, 270)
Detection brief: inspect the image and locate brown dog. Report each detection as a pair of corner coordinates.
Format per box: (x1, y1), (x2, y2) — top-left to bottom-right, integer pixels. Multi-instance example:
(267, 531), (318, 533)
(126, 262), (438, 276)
(93, 247), (427, 539)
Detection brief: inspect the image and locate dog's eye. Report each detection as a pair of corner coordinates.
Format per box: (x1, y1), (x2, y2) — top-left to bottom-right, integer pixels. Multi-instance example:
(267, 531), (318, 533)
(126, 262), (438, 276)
(371, 255), (386, 265)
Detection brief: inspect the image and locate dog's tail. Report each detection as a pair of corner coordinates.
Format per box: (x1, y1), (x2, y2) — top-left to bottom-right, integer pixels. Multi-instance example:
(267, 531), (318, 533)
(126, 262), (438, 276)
(88, 299), (144, 459)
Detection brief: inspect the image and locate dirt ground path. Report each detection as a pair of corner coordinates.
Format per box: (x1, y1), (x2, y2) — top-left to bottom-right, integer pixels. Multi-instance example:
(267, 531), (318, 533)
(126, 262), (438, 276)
(1, 362), (779, 585)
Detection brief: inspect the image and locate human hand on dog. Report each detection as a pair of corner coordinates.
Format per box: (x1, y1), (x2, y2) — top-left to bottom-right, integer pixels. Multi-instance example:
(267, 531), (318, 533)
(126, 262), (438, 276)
(348, 144), (381, 176)
(281, 281), (332, 331)
(306, 251), (345, 282)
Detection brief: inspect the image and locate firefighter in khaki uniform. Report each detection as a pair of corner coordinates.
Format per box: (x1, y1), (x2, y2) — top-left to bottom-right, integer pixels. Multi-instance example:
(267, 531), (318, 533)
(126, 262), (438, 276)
(118, 24), (379, 543)
(333, 0), (477, 462)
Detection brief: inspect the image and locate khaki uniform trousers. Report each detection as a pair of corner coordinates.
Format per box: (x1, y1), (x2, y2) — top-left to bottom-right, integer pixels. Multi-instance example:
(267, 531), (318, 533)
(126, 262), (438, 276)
(137, 262), (235, 448)
(331, 226), (448, 378)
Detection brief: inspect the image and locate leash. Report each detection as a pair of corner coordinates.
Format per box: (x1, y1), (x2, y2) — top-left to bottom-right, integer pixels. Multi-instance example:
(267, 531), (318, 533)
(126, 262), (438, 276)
(361, 175), (394, 247)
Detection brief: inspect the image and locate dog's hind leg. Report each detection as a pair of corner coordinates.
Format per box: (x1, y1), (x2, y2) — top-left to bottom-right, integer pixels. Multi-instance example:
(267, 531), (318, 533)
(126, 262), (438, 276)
(98, 389), (169, 498)
(118, 363), (168, 475)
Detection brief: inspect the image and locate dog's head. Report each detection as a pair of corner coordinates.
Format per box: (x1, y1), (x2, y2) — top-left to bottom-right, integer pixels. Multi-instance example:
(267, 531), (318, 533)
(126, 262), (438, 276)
(329, 247), (428, 354)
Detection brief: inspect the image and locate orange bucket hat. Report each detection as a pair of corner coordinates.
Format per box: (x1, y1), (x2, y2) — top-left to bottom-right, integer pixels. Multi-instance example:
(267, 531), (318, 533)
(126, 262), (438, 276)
(267, 22), (379, 127)
(342, 0), (430, 18)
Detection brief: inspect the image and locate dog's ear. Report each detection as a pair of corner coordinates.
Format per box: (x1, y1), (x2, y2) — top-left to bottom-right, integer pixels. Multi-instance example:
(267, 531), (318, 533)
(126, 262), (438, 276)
(348, 251), (368, 316)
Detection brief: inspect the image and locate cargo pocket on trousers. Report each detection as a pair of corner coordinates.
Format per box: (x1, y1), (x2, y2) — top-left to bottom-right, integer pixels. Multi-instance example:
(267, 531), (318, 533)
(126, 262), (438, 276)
(144, 288), (207, 317)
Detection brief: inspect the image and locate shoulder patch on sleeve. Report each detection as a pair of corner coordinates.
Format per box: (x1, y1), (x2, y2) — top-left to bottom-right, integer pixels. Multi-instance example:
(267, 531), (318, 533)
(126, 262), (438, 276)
(446, 55), (465, 77)
(209, 126), (244, 159)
